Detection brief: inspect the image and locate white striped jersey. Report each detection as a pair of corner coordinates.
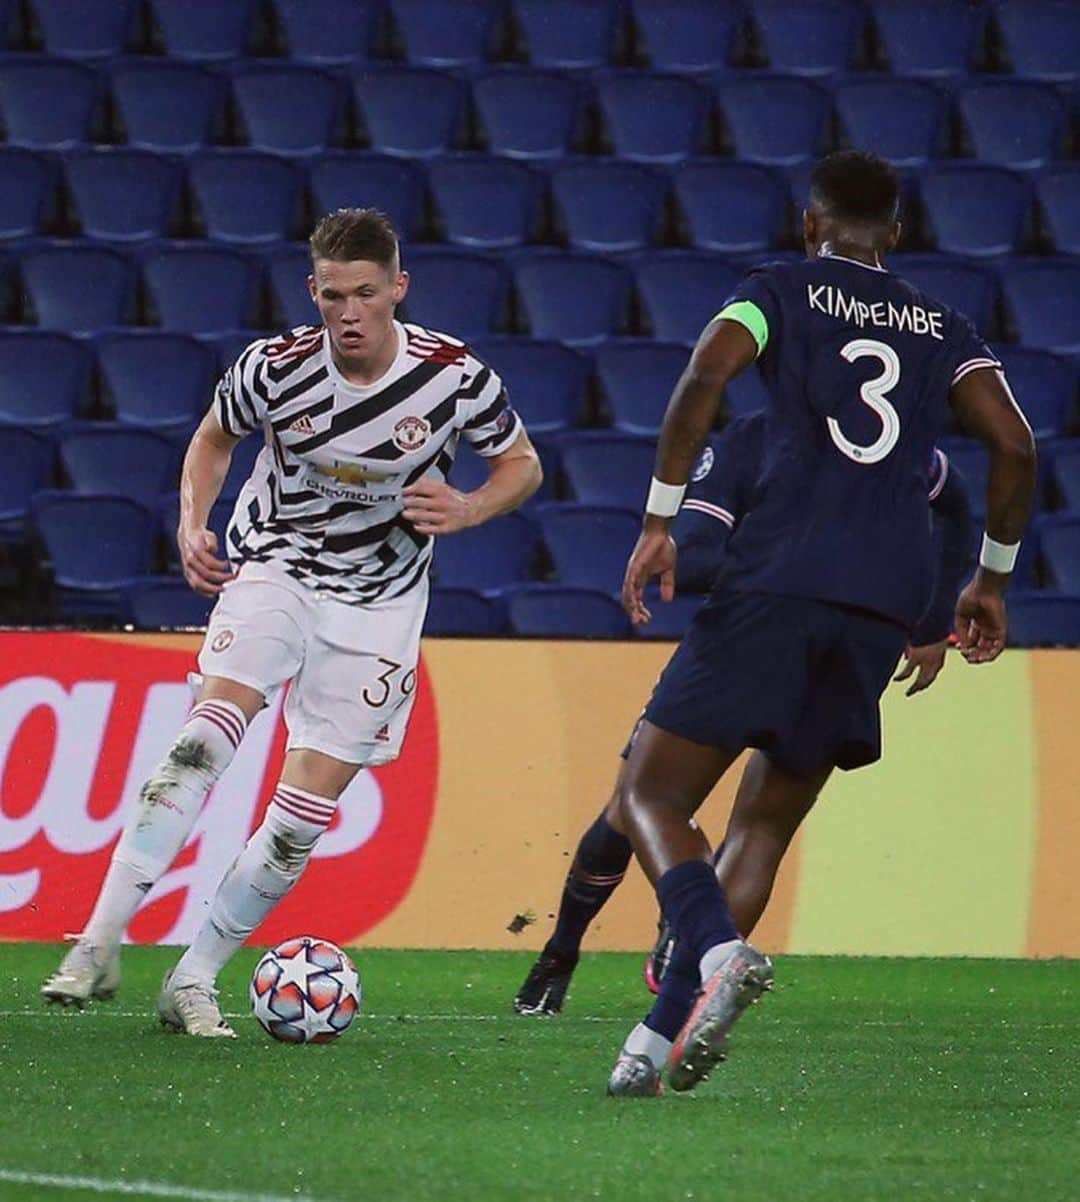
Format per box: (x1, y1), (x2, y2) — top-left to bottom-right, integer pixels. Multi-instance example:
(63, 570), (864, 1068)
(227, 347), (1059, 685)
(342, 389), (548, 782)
(214, 321), (522, 603)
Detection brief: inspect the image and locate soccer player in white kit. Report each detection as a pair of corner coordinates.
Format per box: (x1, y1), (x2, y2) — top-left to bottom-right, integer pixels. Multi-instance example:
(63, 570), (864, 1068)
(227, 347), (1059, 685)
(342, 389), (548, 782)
(43, 209), (543, 1035)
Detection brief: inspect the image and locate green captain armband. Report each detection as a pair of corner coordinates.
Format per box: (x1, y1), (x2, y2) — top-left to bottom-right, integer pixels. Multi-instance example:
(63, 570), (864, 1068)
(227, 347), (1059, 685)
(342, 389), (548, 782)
(715, 300), (769, 358)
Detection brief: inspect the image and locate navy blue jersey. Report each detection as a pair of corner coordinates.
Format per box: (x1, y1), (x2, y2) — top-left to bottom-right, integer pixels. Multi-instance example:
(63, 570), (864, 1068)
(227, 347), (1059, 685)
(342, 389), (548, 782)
(715, 253), (1000, 629)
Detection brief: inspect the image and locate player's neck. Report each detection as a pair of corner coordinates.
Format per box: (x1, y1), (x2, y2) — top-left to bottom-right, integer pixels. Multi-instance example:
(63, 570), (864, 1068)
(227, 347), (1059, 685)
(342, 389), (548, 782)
(330, 323), (400, 387)
(817, 239), (885, 270)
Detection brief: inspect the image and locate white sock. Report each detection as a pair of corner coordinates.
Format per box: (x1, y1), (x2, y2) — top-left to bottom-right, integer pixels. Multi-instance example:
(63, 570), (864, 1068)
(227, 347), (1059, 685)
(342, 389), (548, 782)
(699, 938), (743, 983)
(172, 784), (337, 986)
(81, 699), (248, 950)
(624, 1021), (672, 1071)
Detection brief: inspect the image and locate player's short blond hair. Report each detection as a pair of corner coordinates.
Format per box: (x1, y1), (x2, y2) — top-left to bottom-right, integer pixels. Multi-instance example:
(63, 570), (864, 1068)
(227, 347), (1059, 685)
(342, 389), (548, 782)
(309, 208), (399, 273)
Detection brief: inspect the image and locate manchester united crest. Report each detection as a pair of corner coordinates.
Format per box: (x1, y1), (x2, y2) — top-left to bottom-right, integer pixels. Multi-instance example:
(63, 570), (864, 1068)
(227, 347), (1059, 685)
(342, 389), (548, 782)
(392, 415), (431, 452)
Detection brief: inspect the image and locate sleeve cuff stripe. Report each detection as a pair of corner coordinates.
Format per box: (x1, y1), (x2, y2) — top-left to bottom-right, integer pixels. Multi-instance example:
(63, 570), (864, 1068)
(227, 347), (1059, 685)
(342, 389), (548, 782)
(952, 358), (1002, 385)
(681, 499), (735, 527)
(928, 448), (949, 501)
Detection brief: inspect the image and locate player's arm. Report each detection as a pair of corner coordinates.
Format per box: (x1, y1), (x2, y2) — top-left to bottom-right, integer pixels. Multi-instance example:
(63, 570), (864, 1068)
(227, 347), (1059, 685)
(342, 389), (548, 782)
(178, 407), (241, 596)
(949, 368), (1037, 663)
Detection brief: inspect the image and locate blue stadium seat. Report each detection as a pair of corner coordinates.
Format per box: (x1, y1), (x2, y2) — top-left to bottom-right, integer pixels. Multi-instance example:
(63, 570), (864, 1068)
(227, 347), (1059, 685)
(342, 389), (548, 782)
(958, 82), (1066, 171)
(634, 251), (742, 346)
(632, 0), (741, 75)
(869, 0), (983, 80)
(674, 161), (786, 253)
(160, 492), (236, 565)
(391, 0), (501, 67)
(219, 434), (265, 502)
(514, 0), (622, 69)
(232, 64), (344, 157)
(403, 250), (508, 339)
(148, 0), (259, 60)
(0, 148), (57, 238)
(507, 585), (632, 638)
(920, 166), (1029, 258)
(424, 587), (508, 636)
(993, 346), (1075, 440)
(143, 246), (263, 334)
(353, 67), (467, 159)
(939, 440), (988, 521)
(471, 337), (588, 434)
(65, 149), (184, 242)
(1050, 442), (1080, 512)
(751, 0), (864, 77)
(551, 161), (667, 252)
(21, 244), (138, 331)
(561, 433), (654, 508)
(596, 73), (710, 164)
(513, 253), (632, 346)
(31, 0), (139, 59)
(0, 427), (52, 542)
(267, 244), (317, 329)
(473, 69), (584, 161)
(1000, 260), (1080, 356)
(716, 76), (830, 165)
(130, 576), (215, 628)
(833, 79), (946, 168)
(310, 154), (425, 240)
(1007, 592), (1080, 647)
(60, 427), (178, 506)
(0, 58), (100, 148)
(1036, 166), (1080, 258)
(428, 156), (543, 249)
(273, 0), (382, 65)
(594, 339), (686, 435)
(727, 365), (770, 418)
(632, 593), (701, 639)
(892, 256), (998, 337)
(189, 152), (305, 245)
(994, 0), (1080, 83)
(97, 333), (216, 432)
(538, 503), (640, 591)
(109, 60), (227, 153)
(432, 512), (536, 589)
(0, 331), (91, 426)
(1039, 516), (1080, 592)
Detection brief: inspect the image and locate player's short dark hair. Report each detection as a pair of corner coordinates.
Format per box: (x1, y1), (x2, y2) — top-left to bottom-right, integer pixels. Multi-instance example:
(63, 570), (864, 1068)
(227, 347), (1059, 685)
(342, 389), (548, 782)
(809, 151), (900, 227)
(309, 208), (399, 270)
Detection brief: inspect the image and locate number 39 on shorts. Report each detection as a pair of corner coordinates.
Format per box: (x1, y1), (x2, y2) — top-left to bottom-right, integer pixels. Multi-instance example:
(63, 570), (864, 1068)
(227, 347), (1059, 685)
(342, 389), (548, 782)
(828, 338), (901, 465)
(361, 657), (417, 708)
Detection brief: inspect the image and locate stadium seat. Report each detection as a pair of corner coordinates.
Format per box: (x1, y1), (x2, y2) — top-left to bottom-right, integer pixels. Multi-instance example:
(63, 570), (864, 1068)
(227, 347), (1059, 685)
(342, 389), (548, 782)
(1036, 166), (1080, 258)
(310, 154), (426, 240)
(109, 60), (227, 153)
(634, 252), (742, 346)
(472, 69), (584, 161)
(716, 76), (830, 165)
(551, 161), (667, 253)
(596, 73), (711, 164)
(513, 254), (632, 346)
(148, 0), (259, 60)
(21, 244), (138, 332)
(632, 0), (741, 75)
(514, 0), (622, 68)
(160, 492), (232, 571)
(60, 427), (178, 507)
(939, 440), (988, 520)
(390, 0), (501, 67)
(1007, 592), (1080, 647)
(673, 161), (786, 254)
(594, 339), (686, 435)
(507, 585), (632, 638)
(64, 149), (184, 242)
(129, 575), (215, 629)
(0, 426), (52, 542)
(833, 79), (947, 168)
(0, 148), (57, 238)
(471, 337), (588, 434)
(219, 435), (265, 502)
(143, 246), (264, 335)
(869, 0), (983, 80)
(993, 347), (1075, 440)
(1039, 516), (1080, 593)
(892, 256), (998, 337)
(188, 152), (305, 245)
(632, 593), (701, 639)
(958, 82), (1066, 171)
(266, 245), (317, 329)
(31, 0), (139, 59)
(999, 260), (1080, 356)
(424, 587), (508, 636)
(750, 0), (864, 77)
(428, 157), (543, 249)
(994, 0), (1080, 83)
(432, 512), (536, 589)
(353, 67), (467, 159)
(727, 364), (770, 418)
(403, 250), (508, 339)
(538, 503), (641, 590)
(1050, 442), (1080, 512)
(232, 64), (344, 157)
(96, 333), (216, 433)
(0, 331), (92, 426)
(920, 166), (1029, 259)
(0, 58), (100, 148)
(272, 0), (382, 64)
(561, 433), (654, 508)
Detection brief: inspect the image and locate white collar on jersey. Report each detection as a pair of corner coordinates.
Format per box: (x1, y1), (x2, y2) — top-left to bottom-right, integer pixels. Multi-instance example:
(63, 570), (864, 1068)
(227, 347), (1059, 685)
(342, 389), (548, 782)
(816, 247), (887, 273)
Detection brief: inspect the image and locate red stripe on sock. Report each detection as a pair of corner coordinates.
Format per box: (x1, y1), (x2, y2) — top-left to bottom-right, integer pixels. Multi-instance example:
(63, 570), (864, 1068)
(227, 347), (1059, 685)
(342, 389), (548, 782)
(271, 797), (333, 829)
(272, 787), (335, 817)
(190, 707), (241, 750)
(192, 701), (245, 747)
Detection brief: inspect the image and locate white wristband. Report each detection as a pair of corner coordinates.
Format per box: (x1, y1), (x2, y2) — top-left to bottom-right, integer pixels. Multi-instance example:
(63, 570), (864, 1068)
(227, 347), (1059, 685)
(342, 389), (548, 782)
(980, 533), (1020, 574)
(646, 477), (686, 518)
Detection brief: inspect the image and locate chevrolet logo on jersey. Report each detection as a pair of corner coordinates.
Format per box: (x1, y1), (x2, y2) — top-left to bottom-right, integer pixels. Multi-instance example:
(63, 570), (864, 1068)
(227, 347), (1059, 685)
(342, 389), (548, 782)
(312, 462), (392, 486)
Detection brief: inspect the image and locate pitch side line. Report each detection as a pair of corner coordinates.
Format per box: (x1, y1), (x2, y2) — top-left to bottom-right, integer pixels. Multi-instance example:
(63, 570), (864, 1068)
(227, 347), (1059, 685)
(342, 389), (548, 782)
(2, 1009), (626, 1022)
(0, 1170), (336, 1202)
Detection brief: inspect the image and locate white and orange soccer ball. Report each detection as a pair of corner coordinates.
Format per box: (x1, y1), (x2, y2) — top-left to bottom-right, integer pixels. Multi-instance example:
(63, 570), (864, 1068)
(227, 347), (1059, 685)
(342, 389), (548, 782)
(250, 936), (361, 1044)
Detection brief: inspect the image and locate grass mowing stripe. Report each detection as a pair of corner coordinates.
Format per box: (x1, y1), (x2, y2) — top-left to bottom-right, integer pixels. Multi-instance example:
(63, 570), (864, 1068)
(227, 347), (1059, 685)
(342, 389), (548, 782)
(0, 1170), (333, 1202)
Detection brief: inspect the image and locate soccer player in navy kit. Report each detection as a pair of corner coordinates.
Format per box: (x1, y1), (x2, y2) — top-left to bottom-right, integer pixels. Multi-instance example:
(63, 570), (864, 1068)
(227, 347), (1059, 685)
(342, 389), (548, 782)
(610, 151), (1036, 1096)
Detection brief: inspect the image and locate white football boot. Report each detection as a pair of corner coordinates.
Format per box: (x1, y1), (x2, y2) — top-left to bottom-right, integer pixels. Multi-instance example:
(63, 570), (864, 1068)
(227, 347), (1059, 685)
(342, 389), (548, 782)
(157, 969), (237, 1038)
(41, 937), (120, 1008)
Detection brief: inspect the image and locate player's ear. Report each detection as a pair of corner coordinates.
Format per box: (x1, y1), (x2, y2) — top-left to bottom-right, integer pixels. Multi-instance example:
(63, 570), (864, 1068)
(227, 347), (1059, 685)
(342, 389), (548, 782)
(307, 274), (318, 304)
(886, 221), (901, 252)
(802, 208), (817, 252)
(393, 270), (409, 306)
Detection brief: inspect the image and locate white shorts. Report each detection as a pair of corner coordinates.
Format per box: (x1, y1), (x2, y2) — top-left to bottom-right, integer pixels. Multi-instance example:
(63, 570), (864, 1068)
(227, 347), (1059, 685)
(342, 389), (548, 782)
(198, 561), (428, 766)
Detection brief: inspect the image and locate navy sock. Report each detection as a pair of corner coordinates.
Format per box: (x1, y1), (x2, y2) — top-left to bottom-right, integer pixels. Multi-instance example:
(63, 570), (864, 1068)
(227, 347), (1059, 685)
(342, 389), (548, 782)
(656, 859), (738, 965)
(548, 814), (631, 960)
(644, 935), (700, 1041)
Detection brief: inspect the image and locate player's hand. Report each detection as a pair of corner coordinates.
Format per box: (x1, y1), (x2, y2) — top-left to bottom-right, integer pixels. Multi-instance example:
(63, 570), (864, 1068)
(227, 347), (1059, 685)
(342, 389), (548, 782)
(894, 639), (948, 696)
(621, 520), (677, 624)
(954, 569), (1008, 664)
(401, 478), (475, 535)
(178, 524), (235, 596)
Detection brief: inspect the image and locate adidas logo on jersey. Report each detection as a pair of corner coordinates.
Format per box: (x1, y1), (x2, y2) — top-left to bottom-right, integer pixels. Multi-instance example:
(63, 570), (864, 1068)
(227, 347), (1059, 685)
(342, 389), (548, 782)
(288, 414), (316, 435)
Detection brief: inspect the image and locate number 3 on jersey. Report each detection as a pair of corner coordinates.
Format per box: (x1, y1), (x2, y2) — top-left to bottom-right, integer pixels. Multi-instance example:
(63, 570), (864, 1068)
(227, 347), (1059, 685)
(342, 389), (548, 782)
(828, 338), (901, 465)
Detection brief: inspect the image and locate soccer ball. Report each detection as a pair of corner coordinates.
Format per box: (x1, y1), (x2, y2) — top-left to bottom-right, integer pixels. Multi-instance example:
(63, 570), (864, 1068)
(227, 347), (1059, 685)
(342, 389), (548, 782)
(250, 936), (361, 1044)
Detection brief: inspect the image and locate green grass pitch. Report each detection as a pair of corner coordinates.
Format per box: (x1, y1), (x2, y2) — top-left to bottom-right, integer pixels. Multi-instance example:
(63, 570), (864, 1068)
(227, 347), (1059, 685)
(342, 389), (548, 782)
(2, 944), (1077, 1202)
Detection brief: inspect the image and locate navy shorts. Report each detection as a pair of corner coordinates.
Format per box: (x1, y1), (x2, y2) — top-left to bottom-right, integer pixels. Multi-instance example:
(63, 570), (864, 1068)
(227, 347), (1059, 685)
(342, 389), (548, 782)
(643, 587), (908, 778)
